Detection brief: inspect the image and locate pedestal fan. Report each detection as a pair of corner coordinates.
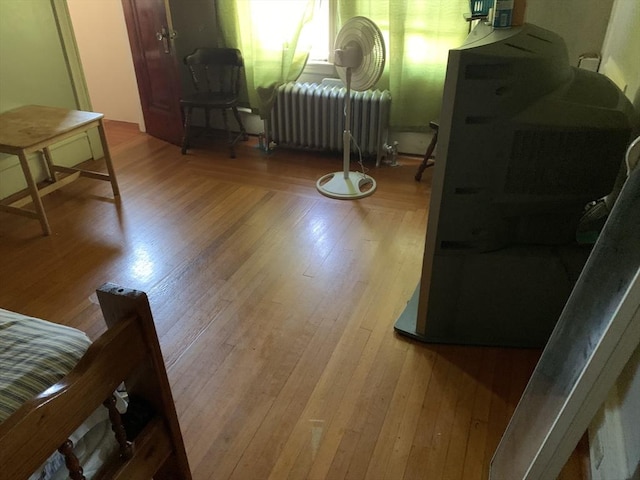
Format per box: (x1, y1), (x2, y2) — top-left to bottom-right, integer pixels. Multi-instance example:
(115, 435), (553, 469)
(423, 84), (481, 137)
(316, 16), (386, 200)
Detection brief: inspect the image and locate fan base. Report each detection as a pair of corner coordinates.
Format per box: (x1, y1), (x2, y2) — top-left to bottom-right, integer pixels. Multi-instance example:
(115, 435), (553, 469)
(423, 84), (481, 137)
(316, 171), (377, 200)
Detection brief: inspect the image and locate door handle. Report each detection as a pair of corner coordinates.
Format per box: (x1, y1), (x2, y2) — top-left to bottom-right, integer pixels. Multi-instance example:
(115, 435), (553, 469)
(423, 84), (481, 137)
(156, 27), (177, 54)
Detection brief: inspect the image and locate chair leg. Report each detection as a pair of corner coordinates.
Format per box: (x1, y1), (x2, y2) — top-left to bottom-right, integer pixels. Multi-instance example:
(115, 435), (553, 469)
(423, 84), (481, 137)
(181, 107), (193, 155)
(232, 107), (248, 141)
(415, 127), (438, 181)
(221, 108), (235, 158)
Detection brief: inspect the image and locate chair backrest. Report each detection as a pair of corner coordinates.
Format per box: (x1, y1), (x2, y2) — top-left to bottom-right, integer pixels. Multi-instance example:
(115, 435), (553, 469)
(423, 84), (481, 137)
(184, 48), (244, 96)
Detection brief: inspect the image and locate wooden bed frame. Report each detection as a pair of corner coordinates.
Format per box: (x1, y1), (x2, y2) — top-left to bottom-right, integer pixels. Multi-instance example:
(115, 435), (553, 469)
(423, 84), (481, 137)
(0, 283), (192, 479)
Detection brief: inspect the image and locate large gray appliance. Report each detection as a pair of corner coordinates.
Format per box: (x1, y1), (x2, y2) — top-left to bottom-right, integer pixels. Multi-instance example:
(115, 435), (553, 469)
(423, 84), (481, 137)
(395, 22), (635, 347)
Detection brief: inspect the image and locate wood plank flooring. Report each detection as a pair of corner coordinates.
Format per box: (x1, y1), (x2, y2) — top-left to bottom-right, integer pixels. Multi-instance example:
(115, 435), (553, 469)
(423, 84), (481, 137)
(0, 121), (589, 479)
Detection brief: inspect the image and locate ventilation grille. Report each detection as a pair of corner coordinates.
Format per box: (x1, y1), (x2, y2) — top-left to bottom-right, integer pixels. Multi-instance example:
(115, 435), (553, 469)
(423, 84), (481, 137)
(506, 128), (627, 196)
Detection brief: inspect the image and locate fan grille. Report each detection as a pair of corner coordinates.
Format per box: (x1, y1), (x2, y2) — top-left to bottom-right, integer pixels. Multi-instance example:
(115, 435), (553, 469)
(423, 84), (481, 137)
(335, 16), (386, 91)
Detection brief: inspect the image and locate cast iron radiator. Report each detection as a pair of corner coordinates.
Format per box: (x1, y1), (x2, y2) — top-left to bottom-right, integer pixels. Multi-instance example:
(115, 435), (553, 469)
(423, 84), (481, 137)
(267, 80), (391, 166)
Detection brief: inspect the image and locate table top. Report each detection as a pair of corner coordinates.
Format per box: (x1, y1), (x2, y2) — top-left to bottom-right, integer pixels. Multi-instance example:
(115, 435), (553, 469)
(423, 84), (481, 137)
(0, 105), (104, 150)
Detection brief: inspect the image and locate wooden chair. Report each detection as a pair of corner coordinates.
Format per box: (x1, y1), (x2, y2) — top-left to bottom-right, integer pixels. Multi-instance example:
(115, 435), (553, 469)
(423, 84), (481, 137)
(180, 48), (248, 158)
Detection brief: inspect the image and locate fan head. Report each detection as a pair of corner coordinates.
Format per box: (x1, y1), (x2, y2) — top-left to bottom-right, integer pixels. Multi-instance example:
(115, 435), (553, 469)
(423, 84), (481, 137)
(334, 16), (386, 91)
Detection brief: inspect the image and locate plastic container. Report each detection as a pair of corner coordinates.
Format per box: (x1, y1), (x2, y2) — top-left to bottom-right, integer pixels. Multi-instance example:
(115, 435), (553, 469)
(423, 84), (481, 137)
(493, 0), (514, 28)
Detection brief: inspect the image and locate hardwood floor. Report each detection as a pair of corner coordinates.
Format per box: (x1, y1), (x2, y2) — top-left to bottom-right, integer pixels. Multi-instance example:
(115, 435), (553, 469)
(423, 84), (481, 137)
(0, 121), (588, 479)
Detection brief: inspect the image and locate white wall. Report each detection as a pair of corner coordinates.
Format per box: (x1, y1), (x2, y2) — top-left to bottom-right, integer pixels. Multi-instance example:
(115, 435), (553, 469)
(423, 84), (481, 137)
(66, 0), (144, 128)
(525, 0), (615, 66)
(616, 344), (640, 478)
(600, 0), (640, 114)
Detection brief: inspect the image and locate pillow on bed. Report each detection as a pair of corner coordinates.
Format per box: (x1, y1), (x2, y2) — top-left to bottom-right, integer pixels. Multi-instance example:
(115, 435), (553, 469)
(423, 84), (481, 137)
(0, 308), (92, 422)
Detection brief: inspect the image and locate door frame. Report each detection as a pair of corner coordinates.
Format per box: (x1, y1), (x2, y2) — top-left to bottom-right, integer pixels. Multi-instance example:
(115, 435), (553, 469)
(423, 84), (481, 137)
(52, 0), (92, 112)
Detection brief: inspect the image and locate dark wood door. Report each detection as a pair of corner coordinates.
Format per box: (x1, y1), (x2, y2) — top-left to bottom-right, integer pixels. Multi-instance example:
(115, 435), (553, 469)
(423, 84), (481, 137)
(121, 0), (183, 145)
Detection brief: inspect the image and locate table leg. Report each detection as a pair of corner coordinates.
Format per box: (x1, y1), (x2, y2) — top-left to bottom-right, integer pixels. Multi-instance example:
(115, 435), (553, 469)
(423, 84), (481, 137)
(97, 119), (120, 197)
(43, 146), (58, 182)
(17, 151), (51, 235)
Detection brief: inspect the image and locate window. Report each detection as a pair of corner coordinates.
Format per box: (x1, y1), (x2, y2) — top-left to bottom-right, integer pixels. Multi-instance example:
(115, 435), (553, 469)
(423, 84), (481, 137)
(306, 0), (334, 63)
(250, 0), (333, 63)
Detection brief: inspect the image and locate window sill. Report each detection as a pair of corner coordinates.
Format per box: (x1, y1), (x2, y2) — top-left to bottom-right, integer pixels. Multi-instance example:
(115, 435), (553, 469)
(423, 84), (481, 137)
(304, 61), (336, 77)
(299, 61), (337, 84)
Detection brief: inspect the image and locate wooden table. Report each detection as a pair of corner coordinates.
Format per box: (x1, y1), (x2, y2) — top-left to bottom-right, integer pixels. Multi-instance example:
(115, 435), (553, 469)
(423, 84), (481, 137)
(0, 105), (120, 235)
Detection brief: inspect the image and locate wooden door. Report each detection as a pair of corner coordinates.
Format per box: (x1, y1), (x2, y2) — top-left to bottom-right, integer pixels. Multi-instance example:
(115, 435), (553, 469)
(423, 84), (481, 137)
(121, 0), (183, 145)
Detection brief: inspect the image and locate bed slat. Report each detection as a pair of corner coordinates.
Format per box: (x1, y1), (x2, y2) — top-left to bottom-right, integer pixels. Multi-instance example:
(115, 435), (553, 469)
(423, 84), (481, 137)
(104, 394), (133, 459)
(58, 439), (85, 480)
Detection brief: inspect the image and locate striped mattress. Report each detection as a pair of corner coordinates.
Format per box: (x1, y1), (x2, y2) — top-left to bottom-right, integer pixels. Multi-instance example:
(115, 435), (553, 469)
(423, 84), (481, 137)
(0, 308), (91, 422)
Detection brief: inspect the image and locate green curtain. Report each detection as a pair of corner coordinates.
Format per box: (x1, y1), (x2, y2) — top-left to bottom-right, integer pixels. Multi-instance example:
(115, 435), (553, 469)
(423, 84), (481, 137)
(216, 0), (316, 118)
(338, 0), (469, 130)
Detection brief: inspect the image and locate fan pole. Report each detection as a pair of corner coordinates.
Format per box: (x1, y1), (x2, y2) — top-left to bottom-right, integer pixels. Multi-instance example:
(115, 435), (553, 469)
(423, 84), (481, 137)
(342, 68), (352, 179)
